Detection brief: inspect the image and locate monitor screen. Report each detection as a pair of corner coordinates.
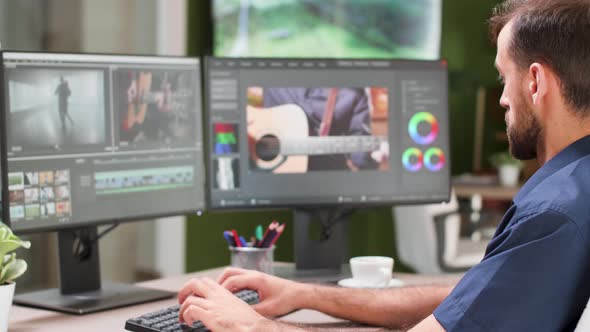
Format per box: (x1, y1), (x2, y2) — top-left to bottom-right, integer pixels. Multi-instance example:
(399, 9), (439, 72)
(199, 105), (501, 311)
(205, 57), (450, 209)
(213, 0), (442, 60)
(1, 52), (205, 232)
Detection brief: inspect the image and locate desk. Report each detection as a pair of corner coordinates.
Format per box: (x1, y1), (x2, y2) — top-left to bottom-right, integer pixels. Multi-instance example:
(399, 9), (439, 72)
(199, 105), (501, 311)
(9, 265), (461, 332)
(453, 183), (520, 201)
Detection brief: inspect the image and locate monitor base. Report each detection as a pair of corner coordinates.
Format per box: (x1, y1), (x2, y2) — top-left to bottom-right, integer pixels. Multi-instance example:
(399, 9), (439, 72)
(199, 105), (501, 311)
(14, 226), (174, 315)
(14, 282), (174, 315)
(293, 208), (352, 271)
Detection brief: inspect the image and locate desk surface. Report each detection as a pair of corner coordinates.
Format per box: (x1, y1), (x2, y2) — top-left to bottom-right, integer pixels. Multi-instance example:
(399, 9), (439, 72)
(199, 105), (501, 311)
(9, 265), (461, 332)
(453, 183), (520, 201)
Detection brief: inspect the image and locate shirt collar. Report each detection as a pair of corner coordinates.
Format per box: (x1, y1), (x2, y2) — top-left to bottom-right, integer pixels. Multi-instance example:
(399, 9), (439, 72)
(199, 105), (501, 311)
(514, 134), (590, 203)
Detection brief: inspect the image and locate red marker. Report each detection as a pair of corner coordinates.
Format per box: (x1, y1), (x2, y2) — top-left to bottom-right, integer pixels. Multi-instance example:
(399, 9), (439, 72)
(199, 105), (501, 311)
(259, 222), (278, 248)
(260, 221), (274, 244)
(231, 229), (242, 248)
(269, 223), (285, 247)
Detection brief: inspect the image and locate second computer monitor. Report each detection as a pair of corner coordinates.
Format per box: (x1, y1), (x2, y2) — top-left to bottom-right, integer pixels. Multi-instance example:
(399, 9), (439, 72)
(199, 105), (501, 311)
(1, 52), (206, 232)
(205, 57), (450, 209)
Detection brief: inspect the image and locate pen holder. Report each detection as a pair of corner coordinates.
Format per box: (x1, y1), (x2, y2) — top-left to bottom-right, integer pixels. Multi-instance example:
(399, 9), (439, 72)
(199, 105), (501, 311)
(229, 245), (275, 275)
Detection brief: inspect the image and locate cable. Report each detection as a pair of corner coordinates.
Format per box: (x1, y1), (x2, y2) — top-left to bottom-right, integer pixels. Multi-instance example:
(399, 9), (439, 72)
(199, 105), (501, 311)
(71, 222), (120, 261)
(318, 208), (354, 242)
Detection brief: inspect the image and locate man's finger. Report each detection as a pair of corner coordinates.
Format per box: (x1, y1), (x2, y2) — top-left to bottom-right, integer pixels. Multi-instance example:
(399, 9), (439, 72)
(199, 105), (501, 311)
(217, 267), (249, 284)
(201, 277), (229, 295)
(178, 278), (212, 304)
(179, 296), (210, 323)
(220, 275), (256, 293)
(181, 304), (208, 325)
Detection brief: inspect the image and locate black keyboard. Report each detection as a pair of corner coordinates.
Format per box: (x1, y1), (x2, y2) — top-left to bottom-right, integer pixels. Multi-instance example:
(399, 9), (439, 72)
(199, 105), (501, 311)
(125, 289), (260, 332)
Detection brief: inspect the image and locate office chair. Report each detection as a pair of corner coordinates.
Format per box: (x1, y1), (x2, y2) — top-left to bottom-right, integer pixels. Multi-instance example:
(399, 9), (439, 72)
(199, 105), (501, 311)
(393, 191), (488, 274)
(575, 297), (590, 331)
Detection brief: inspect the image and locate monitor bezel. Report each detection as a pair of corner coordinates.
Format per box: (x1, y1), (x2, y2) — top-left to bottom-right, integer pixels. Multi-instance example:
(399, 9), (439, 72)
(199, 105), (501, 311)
(0, 50), (206, 234)
(203, 56), (452, 211)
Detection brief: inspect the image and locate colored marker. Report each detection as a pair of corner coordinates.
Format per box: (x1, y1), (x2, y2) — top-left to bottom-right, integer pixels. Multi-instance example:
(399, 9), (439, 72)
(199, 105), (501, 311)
(269, 223), (285, 247)
(239, 236), (248, 247)
(259, 223), (278, 248)
(231, 229), (242, 248)
(255, 225), (263, 241)
(223, 231), (236, 247)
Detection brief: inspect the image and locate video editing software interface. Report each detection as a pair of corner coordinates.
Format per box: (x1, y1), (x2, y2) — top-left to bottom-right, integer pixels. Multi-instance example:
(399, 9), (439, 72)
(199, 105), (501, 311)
(206, 58), (450, 208)
(2, 52), (205, 232)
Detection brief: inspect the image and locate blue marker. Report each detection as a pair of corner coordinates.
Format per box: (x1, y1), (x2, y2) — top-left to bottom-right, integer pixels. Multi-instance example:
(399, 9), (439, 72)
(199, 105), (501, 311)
(239, 236), (248, 247)
(223, 231), (236, 247)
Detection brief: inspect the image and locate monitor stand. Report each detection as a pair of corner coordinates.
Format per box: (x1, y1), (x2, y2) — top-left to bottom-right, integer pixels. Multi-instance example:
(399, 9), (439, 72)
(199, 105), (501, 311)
(274, 208), (352, 284)
(13, 226), (174, 315)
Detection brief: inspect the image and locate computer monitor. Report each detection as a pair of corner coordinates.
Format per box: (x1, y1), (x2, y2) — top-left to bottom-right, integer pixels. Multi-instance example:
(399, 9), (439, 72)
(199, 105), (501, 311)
(0, 51), (205, 314)
(204, 57), (450, 276)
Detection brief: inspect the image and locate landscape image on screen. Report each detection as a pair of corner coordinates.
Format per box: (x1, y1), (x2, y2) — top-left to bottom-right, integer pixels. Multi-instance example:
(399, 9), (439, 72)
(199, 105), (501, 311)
(214, 0), (441, 59)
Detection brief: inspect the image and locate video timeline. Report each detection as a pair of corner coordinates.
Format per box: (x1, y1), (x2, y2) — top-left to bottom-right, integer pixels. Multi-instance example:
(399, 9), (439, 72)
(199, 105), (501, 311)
(94, 166), (194, 195)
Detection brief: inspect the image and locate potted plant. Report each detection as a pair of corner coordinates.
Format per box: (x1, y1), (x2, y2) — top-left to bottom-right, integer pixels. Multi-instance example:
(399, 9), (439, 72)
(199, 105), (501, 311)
(490, 151), (524, 187)
(0, 222), (30, 332)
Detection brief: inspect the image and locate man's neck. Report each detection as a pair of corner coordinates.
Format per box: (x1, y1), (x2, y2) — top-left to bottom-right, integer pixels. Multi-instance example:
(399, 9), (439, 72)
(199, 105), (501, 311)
(539, 113), (590, 165)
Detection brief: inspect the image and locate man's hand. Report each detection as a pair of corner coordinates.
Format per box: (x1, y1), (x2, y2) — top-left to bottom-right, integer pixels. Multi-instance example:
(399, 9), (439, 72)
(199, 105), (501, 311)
(218, 267), (308, 317)
(178, 277), (270, 332)
(371, 141), (389, 164)
(127, 79), (137, 103)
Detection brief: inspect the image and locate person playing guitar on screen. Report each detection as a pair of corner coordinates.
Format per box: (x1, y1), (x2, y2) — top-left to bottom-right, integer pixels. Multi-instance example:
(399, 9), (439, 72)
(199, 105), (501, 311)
(247, 87), (389, 173)
(123, 71), (174, 142)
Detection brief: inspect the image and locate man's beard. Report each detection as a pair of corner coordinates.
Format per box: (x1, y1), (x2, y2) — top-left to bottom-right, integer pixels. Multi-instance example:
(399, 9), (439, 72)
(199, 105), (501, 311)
(507, 104), (543, 160)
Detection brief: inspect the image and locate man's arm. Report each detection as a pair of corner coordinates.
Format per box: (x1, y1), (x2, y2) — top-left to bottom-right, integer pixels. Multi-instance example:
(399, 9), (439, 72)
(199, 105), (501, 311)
(300, 283), (452, 329)
(218, 268), (453, 330)
(409, 315), (446, 332)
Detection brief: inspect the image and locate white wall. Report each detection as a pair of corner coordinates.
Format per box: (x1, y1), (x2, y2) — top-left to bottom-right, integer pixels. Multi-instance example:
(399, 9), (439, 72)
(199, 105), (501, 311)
(156, 0), (187, 56)
(0, 0), (5, 47)
(81, 0), (157, 53)
(0, 0), (47, 50)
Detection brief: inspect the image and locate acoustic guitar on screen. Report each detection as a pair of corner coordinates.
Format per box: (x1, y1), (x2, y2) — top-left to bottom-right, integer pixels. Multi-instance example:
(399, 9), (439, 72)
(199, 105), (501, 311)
(247, 104), (387, 173)
(123, 72), (190, 131)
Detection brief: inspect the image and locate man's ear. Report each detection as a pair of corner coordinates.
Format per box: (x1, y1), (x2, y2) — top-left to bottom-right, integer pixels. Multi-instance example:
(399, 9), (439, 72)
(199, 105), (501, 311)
(529, 63), (547, 105)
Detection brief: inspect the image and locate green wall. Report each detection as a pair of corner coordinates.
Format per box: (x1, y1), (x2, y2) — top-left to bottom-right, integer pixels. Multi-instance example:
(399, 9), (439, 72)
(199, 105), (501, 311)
(184, 0), (501, 273)
(444, 0), (503, 175)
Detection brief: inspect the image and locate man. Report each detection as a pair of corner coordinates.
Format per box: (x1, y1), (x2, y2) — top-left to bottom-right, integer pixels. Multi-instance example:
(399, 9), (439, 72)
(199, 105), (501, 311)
(262, 87), (380, 171)
(177, 0), (590, 330)
(55, 76), (73, 130)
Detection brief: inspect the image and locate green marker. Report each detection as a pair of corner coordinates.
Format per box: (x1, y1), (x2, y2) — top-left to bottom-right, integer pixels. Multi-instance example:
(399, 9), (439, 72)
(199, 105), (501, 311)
(255, 225), (263, 241)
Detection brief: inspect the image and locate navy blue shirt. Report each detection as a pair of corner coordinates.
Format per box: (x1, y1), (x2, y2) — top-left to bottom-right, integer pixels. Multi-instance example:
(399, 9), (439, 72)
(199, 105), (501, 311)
(434, 135), (590, 331)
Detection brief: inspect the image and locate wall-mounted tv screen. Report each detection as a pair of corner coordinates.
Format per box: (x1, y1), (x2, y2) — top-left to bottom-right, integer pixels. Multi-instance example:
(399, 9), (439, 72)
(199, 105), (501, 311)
(213, 0), (442, 60)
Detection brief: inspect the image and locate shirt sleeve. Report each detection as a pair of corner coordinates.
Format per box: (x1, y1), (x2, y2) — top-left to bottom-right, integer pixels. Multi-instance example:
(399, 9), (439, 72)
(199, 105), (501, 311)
(346, 89), (378, 169)
(433, 209), (589, 332)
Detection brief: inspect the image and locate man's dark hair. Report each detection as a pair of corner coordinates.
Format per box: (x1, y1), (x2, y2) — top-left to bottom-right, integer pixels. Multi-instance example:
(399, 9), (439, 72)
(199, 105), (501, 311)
(489, 0), (590, 114)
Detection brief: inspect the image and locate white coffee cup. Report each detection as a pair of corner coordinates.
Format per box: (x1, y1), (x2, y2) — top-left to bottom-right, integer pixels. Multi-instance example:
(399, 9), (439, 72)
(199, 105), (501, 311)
(349, 256), (394, 287)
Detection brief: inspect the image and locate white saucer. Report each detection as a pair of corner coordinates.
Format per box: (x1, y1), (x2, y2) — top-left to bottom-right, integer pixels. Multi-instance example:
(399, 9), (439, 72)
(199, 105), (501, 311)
(337, 278), (405, 289)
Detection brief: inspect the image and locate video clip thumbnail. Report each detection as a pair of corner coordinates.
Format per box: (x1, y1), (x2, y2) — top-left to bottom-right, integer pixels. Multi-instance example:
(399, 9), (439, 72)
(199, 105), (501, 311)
(115, 69), (198, 147)
(7, 68), (107, 150)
